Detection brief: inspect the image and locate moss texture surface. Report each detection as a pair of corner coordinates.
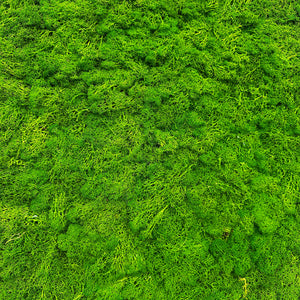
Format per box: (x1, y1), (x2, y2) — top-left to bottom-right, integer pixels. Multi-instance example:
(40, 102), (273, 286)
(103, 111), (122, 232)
(0, 0), (299, 299)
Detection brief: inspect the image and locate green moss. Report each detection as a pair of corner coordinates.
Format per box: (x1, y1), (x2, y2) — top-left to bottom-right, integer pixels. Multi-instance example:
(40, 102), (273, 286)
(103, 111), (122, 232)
(0, 0), (299, 299)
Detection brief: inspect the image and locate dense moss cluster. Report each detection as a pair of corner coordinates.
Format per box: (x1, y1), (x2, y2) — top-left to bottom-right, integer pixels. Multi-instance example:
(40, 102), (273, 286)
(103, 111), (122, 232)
(0, 0), (299, 299)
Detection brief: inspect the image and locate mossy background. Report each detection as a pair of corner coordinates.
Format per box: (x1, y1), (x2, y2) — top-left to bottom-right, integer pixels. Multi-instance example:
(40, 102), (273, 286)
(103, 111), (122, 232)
(0, 0), (299, 299)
